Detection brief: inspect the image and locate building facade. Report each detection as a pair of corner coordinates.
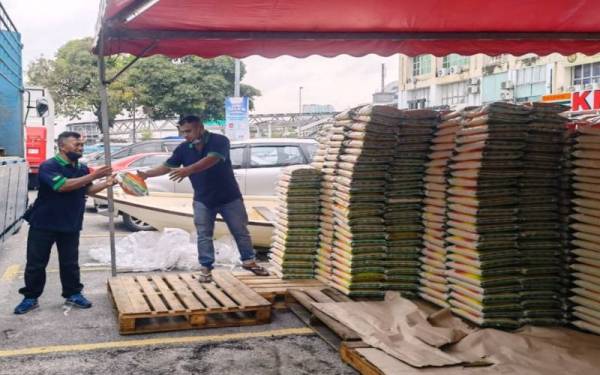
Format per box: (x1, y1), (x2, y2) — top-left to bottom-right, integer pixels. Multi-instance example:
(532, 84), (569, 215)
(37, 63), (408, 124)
(397, 53), (600, 109)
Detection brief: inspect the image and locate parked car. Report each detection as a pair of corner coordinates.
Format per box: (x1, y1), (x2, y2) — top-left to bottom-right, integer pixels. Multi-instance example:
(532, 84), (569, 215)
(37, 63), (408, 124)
(94, 138), (318, 231)
(88, 152), (171, 174)
(82, 143), (131, 164)
(88, 139), (182, 166)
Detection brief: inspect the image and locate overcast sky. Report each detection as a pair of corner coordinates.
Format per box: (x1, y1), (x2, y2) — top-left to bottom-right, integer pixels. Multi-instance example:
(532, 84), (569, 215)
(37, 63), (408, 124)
(4, 0), (398, 114)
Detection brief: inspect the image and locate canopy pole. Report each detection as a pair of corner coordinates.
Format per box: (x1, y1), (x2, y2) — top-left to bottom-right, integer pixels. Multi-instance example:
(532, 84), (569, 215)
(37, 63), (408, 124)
(97, 32), (118, 277)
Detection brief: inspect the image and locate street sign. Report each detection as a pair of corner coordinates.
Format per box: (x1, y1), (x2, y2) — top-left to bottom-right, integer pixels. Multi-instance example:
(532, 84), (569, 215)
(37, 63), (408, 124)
(224, 97), (250, 141)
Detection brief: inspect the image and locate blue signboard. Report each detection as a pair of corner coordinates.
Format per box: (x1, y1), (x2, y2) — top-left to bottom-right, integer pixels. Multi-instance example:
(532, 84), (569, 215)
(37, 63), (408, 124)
(224, 97), (249, 141)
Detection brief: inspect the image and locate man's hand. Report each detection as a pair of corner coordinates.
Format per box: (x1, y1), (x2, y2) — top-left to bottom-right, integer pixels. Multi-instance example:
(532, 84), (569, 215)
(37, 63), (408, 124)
(91, 166), (112, 180)
(169, 167), (192, 183)
(105, 174), (118, 187)
(137, 170), (148, 180)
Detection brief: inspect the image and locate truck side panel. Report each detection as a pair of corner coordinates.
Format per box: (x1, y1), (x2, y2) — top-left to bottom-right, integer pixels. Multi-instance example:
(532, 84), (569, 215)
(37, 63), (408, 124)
(0, 29), (23, 157)
(0, 158), (27, 243)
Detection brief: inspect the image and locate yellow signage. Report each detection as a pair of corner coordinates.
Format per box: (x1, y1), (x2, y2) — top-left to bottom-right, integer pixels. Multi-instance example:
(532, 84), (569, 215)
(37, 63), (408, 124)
(542, 93), (571, 102)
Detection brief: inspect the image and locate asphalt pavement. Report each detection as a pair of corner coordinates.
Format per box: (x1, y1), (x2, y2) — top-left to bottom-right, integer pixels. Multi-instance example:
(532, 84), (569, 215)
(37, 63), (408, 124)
(0, 193), (355, 374)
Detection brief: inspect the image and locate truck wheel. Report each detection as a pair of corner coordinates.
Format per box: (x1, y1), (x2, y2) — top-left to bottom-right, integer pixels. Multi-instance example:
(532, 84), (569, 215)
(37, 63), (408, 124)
(122, 213), (155, 232)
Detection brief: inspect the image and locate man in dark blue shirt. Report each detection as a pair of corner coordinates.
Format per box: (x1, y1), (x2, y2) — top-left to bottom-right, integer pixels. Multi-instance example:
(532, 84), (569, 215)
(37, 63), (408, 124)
(14, 131), (115, 314)
(138, 115), (268, 282)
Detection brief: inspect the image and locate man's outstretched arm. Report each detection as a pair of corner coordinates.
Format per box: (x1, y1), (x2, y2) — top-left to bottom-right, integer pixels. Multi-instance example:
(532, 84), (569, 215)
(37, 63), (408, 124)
(137, 164), (171, 180)
(168, 156), (220, 182)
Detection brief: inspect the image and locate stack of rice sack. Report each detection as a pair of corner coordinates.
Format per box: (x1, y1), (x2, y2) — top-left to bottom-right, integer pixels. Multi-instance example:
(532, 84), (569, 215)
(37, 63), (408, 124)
(569, 125), (600, 335)
(445, 103), (528, 329)
(558, 126), (576, 321)
(270, 165), (321, 279)
(310, 122), (331, 170)
(330, 105), (399, 298)
(379, 109), (437, 300)
(314, 114), (347, 284)
(517, 102), (568, 326)
(384, 110), (437, 299)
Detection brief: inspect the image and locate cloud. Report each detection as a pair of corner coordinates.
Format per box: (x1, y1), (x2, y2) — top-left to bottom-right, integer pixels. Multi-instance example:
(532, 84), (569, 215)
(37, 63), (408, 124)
(5, 0), (399, 115)
(243, 54), (398, 114)
(4, 0), (99, 70)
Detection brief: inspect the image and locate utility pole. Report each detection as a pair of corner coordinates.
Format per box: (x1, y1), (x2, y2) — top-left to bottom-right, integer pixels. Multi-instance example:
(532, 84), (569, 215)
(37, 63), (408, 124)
(132, 100), (136, 143)
(299, 86), (303, 114)
(381, 63), (386, 92)
(234, 59), (241, 97)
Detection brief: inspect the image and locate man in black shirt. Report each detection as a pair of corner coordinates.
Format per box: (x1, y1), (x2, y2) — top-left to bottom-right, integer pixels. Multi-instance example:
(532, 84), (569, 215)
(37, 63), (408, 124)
(138, 115), (268, 282)
(14, 131), (115, 314)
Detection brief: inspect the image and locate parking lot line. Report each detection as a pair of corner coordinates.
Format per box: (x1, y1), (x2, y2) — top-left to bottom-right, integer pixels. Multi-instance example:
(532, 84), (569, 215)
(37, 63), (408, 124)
(1, 264), (20, 281)
(14, 266), (135, 279)
(0, 327), (315, 358)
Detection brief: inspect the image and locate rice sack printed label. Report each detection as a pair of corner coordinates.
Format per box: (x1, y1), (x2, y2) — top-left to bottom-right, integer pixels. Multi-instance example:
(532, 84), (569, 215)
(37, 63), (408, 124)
(118, 172), (149, 196)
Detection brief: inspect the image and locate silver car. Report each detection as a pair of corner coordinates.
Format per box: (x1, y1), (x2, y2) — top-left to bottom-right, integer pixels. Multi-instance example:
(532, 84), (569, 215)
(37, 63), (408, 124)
(95, 138), (318, 231)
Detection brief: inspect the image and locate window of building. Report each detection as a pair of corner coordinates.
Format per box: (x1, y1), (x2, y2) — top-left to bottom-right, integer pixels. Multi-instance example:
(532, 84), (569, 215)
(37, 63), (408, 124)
(442, 54), (469, 70)
(515, 66), (546, 101)
(440, 81), (468, 106)
(406, 87), (430, 109)
(412, 55), (432, 76)
(573, 62), (600, 86)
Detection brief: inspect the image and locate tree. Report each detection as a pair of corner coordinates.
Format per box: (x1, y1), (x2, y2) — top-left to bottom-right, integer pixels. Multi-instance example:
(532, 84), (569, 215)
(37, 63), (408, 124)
(27, 38), (261, 128)
(126, 56), (261, 120)
(140, 129), (153, 141)
(27, 37), (133, 127)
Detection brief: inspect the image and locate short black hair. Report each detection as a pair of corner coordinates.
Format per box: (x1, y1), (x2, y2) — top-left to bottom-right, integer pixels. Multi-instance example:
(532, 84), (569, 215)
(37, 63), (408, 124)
(57, 131), (81, 147)
(178, 115), (203, 127)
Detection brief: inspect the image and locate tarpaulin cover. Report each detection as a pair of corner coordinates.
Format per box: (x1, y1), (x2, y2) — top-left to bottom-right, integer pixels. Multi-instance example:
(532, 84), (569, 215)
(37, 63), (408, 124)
(96, 0), (600, 58)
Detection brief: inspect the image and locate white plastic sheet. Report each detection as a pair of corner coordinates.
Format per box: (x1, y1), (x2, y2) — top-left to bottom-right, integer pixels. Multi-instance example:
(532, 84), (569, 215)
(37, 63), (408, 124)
(88, 228), (242, 271)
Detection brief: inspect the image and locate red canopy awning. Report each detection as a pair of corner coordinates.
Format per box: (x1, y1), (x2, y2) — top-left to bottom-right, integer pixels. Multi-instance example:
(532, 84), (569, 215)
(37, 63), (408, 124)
(96, 0), (600, 58)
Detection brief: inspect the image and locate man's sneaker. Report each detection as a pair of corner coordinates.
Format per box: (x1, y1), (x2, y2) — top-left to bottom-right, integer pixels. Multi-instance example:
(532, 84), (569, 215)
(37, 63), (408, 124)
(65, 293), (92, 309)
(14, 298), (39, 315)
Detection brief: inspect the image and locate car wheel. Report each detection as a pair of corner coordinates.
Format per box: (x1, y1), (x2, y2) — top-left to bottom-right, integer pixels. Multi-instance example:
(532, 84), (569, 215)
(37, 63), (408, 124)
(122, 213), (155, 231)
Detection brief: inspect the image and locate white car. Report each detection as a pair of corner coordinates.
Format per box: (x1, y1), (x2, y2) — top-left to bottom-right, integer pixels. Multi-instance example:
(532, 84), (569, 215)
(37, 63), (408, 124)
(95, 138), (318, 231)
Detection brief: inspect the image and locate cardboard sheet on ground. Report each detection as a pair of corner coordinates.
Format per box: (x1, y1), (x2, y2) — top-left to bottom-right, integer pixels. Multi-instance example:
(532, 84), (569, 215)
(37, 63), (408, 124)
(317, 293), (600, 374)
(312, 292), (478, 367)
(354, 325), (600, 375)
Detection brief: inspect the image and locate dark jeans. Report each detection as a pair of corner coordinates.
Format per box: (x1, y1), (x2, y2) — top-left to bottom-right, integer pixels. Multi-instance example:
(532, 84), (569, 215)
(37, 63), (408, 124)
(18, 227), (83, 299)
(193, 199), (255, 270)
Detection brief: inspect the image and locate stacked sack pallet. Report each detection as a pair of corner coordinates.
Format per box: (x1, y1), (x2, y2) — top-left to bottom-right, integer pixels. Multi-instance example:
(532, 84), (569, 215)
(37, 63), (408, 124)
(310, 122), (331, 170)
(330, 105), (399, 298)
(269, 165), (321, 279)
(517, 102), (568, 326)
(559, 125), (577, 321)
(417, 109), (461, 307)
(381, 109), (438, 300)
(314, 114), (347, 284)
(445, 103), (529, 329)
(569, 126), (600, 335)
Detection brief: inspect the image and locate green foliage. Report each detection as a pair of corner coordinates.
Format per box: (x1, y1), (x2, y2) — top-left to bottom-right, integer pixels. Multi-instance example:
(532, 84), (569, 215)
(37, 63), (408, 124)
(140, 129), (153, 141)
(27, 38), (261, 127)
(27, 37), (131, 126)
(127, 55), (260, 120)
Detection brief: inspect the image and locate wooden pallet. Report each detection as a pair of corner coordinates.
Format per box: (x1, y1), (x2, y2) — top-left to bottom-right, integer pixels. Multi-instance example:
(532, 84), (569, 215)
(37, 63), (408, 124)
(340, 341), (385, 375)
(108, 270), (272, 334)
(287, 287), (362, 349)
(233, 272), (325, 308)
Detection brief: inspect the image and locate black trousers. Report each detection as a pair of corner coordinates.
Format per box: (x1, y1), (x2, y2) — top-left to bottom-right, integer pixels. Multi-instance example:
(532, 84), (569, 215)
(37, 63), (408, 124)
(18, 227), (83, 299)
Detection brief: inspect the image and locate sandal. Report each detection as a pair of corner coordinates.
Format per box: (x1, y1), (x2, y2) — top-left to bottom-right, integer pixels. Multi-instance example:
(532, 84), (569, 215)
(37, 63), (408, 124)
(242, 262), (270, 276)
(197, 268), (213, 283)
